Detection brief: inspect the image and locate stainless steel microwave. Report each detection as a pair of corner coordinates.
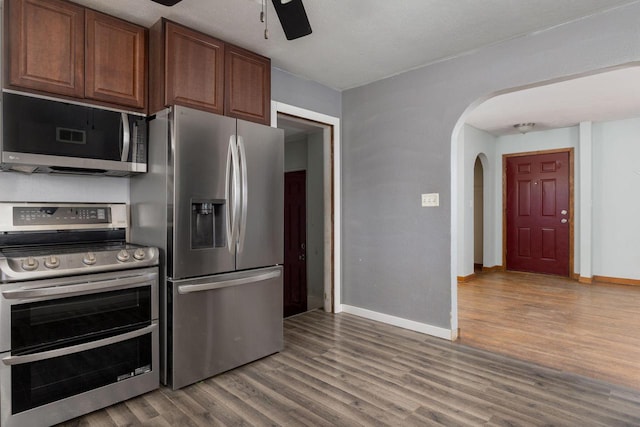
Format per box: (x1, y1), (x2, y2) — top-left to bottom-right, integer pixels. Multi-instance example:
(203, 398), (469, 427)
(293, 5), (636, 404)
(1, 91), (147, 176)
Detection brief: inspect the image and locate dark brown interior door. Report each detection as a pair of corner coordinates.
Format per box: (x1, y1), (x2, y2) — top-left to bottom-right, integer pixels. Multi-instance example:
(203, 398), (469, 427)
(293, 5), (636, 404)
(506, 151), (570, 276)
(284, 171), (307, 317)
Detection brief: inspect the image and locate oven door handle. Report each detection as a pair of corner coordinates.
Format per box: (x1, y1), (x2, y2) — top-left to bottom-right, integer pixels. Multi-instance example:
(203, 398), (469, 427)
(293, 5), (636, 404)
(1, 274), (156, 300)
(2, 323), (156, 366)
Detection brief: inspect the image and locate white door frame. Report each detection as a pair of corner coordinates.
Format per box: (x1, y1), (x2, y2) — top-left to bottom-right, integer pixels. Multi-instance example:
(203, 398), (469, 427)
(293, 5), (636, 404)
(272, 102), (342, 313)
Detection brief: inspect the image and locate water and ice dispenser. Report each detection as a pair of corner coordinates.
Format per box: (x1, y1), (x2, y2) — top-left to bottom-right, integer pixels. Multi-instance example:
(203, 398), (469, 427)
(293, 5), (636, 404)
(191, 200), (225, 249)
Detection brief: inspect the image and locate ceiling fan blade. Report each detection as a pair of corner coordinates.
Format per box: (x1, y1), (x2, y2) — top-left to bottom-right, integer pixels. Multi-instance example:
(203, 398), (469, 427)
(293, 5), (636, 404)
(150, 0), (183, 6)
(271, 0), (312, 40)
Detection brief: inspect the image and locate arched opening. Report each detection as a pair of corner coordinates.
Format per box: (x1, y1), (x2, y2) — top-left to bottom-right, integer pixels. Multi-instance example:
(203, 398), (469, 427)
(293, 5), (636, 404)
(451, 64), (640, 390)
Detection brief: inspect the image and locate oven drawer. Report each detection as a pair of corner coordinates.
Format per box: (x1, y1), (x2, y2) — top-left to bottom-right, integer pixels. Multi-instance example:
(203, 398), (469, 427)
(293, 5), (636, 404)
(1, 322), (159, 427)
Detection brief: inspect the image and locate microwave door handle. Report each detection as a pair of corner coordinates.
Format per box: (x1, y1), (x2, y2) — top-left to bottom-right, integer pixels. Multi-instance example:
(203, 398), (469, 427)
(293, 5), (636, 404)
(237, 136), (248, 254)
(120, 113), (130, 162)
(2, 324), (157, 366)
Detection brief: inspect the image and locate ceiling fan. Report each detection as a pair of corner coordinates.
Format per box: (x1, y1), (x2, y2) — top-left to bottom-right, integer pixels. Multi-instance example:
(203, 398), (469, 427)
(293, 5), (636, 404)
(150, 0), (312, 40)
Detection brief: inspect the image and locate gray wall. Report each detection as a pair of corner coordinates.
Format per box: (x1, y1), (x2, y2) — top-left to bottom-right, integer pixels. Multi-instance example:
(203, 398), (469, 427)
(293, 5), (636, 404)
(341, 3), (640, 328)
(272, 68), (342, 118)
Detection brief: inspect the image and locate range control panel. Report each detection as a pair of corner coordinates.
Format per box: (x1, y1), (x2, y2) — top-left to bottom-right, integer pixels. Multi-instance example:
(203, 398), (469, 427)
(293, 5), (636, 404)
(0, 203), (128, 232)
(13, 206), (111, 226)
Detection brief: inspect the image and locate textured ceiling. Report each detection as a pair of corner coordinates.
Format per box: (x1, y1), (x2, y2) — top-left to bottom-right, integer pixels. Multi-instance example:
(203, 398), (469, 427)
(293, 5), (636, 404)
(73, 0), (640, 91)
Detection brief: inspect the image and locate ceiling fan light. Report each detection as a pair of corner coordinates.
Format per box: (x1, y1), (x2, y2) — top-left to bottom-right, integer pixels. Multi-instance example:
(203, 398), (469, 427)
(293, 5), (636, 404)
(513, 123), (535, 134)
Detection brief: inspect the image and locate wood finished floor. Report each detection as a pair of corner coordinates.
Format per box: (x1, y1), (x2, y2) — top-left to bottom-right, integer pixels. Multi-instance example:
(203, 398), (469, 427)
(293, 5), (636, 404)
(458, 270), (640, 391)
(58, 309), (640, 426)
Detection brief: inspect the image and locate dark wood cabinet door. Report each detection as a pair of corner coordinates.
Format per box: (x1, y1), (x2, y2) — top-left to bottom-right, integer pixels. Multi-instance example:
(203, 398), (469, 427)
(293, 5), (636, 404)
(224, 44), (270, 125)
(85, 10), (147, 110)
(164, 21), (224, 114)
(7, 0), (84, 97)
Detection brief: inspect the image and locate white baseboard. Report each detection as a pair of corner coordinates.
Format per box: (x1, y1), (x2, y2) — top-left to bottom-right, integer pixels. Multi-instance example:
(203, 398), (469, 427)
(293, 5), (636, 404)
(340, 304), (453, 340)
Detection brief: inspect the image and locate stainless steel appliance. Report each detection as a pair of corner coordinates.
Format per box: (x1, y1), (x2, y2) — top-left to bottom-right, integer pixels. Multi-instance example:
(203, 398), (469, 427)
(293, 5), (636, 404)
(0, 203), (159, 427)
(130, 106), (284, 389)
(1, 91), (148, 176)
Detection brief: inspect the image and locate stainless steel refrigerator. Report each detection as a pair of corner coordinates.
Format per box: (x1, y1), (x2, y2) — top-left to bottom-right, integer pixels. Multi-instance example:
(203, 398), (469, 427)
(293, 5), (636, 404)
(130, 106), (284, 389)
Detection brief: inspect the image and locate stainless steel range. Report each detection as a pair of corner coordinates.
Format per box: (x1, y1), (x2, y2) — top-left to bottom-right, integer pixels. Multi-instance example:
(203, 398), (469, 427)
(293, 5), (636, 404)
(0, 202), (159, 427)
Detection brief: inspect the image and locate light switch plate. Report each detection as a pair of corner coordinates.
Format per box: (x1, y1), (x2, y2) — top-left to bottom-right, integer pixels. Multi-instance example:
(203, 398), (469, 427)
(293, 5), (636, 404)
(421, 193), (439, 207)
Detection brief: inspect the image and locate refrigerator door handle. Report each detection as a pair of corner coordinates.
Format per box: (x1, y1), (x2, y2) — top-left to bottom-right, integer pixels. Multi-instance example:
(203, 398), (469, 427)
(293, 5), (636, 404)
(177, 269), (281, 294)
(226, 135), (240, 252)
(237, 136), (248, 253)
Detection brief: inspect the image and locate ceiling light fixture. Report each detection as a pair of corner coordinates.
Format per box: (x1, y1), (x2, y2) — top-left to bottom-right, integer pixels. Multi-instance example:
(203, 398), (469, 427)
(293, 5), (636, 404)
(513, 123), (535, 134)
(150, 0), (183, 6)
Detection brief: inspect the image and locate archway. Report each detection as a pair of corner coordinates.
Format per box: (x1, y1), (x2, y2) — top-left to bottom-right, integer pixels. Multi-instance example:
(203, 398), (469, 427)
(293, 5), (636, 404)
(450, 64), (640, 388)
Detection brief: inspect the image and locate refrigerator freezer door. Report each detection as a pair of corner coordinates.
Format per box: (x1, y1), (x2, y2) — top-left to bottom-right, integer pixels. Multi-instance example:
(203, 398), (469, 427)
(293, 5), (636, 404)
(236, 120), (284, 270)
(171, 106), (237, 279)
(168, 266), (283, 389)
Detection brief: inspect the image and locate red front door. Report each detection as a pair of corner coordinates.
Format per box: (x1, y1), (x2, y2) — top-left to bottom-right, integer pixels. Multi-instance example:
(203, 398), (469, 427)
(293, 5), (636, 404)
(284, 171), (307, 317)
(506, 151), (570, 276)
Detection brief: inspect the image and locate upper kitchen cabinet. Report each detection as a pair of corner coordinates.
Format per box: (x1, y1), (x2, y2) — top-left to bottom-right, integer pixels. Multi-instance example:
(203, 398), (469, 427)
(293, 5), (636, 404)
(5, 0), (148, 112)
(85, 10), (147, 109)
(150, 19), (225, 115)
(6, 0), (85, 98)
(225, 44), (271, 125)
(150, 19), (271, 124)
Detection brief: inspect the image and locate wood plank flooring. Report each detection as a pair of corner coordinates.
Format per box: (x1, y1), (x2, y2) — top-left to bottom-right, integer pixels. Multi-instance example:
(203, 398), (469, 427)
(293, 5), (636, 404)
(458, 270), (640, 391)
(59, 309), (640, 426)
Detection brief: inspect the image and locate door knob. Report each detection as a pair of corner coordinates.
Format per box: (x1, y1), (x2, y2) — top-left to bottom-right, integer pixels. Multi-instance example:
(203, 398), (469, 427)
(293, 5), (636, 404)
(561, 209), (568, 215)
(561, 218), (568, 224)
(299, 254), (305, 261)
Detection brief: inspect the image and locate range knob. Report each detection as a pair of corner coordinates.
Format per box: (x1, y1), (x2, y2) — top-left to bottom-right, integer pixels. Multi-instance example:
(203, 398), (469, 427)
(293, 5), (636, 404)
(133, 248), (146, 260)
(117, 250), (130, 262)
(83, 252), (97, 265)
(22, 256), (39, 271)
(44, 255), (60, 269)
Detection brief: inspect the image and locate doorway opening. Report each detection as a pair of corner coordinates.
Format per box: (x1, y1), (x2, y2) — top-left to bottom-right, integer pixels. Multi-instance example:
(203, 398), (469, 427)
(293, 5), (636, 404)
(274, 103), (341, 316)
(473, 156), (483, 273)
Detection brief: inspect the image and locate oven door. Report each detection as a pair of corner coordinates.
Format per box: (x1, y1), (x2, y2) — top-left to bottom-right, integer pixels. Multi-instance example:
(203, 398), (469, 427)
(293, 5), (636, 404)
(0, 267), (159, 427)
